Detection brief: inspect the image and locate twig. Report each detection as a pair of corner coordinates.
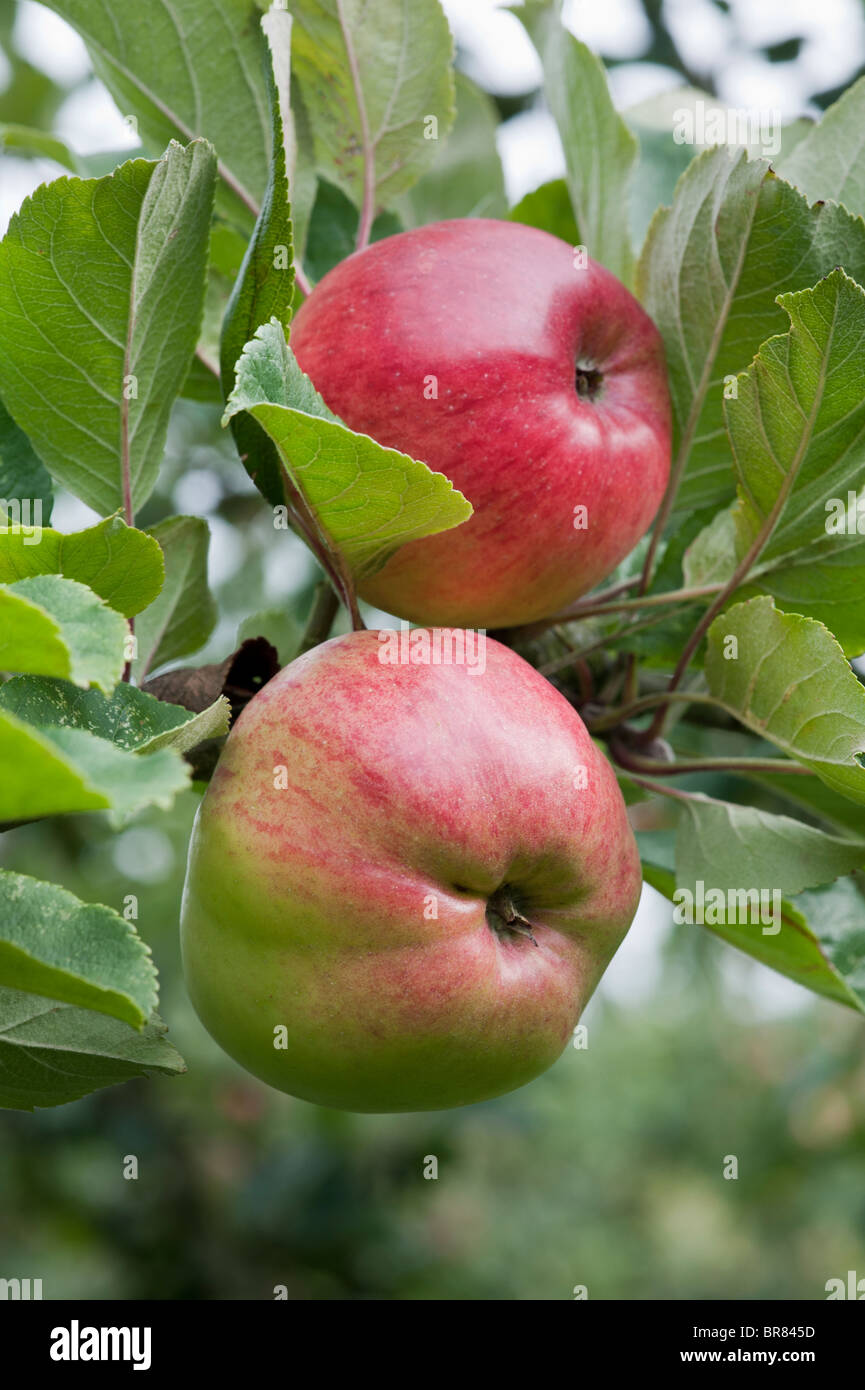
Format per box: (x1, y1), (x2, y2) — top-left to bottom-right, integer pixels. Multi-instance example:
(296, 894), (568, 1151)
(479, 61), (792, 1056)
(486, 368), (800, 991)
(552, 582), (720, 624)
(585, 688), (720, 734)
(538, 609), (685, 677)
(620, 772), (703, 805)
(609, 738), (814, 779)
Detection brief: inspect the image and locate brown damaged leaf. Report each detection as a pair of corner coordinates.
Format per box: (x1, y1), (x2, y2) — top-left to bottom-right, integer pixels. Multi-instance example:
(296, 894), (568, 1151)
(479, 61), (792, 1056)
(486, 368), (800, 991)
(142, 637), (280, 779)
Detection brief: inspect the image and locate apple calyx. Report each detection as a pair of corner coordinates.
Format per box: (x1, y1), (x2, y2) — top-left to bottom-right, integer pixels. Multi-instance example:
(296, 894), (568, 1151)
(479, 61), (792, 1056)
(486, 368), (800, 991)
(486, 885), (540, 948)
(575, 362), (604, 402)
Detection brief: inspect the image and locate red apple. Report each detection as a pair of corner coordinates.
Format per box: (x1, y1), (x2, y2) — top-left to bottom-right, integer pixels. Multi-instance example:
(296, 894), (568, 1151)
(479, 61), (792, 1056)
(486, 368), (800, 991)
(290, 218), (671, 628)
(180, 630), (642, 1112)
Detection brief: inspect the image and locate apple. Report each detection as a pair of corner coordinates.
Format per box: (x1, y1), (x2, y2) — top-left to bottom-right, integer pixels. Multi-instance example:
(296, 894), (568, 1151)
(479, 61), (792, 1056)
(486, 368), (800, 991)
(180, 629), (642, 1112)
(290, 218), (671, 629)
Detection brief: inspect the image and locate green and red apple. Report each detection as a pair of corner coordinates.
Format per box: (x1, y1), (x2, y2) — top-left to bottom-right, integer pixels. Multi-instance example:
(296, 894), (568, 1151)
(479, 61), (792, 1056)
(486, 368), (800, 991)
(181, 631), (642, 1112)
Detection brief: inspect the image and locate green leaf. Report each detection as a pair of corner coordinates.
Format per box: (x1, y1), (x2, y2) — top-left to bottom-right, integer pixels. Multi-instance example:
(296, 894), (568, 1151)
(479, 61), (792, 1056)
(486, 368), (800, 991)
(0, 870), (157, 1028)
(636, 146), (865, 515)
(41, 0), (271, 220)
(0, 392), (53, 524)
(140, 696), (230, 754)
(751, 763), (865, 838)
(398, 72), (506, 225)
(183, 218), (250, 401)
(641, 827), (865, 1012)
(791, 878), (865, 1002)
(726, 270), (865, 563)
(665, 718), (865, 838)
(224, 319), (472, 581)
(303, 179), (401, 286)
(0, 514), (163, 618)
(133, 516), (217, 680)
(676, 794), (865, 898)
(654, 504), (723, 593)
(0, 48), (63, 134)
(0, 711), (112, 819)
(180, 353), (224, 406)
(0, 709), (189, 824)
(0, 989), (185, 1110)
(705, 596), (865, 805)
(683, 507), (737, 589)
(678, 887), (864, 1014)
(636, 829), (675, 887)
(583, 511), (716, 669)
(286, 0), (455, 213)
(220, 8), (296, 390)
(0, 143), (217, 516)
(0, 575), (127, 691)
(517, 1), (637, 283)
(641, 858), (675, 900)
(508, 178), (580, 245)
(779, 73), (865, 220)
(287, 80), (317, 262)
(684, 270), (865, 656)
(733, 534), (865, 661)
(0, 675), (230, 755)
(220, 8), (299, 506)
(611, 601), (706, 669)
(0, 122), (80, 172)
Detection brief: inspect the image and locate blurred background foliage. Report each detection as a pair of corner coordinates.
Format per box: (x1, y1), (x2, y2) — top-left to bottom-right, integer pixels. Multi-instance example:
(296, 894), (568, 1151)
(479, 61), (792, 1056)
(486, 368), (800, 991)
(2, 0), (865, 1300)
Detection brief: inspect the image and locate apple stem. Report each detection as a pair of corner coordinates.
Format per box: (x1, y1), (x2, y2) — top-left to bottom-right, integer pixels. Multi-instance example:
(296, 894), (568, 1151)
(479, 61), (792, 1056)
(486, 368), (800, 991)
(487, 887), (539, 946)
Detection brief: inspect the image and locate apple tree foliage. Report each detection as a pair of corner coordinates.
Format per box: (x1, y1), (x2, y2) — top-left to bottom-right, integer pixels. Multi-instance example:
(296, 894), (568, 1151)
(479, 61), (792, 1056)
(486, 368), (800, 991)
(0, 0), (864, 1109)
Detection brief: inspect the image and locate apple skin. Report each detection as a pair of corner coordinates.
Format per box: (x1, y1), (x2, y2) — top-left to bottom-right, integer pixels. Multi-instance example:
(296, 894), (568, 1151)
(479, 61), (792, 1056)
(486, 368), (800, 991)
(290, 218), (671, 628)
(180, 630), (642, 1112)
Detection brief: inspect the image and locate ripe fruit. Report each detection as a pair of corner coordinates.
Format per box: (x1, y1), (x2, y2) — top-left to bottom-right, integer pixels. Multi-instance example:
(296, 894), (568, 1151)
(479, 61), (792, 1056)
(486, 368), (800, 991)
(180, 630), (642, 1112)
(290, 218), (671, 628)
